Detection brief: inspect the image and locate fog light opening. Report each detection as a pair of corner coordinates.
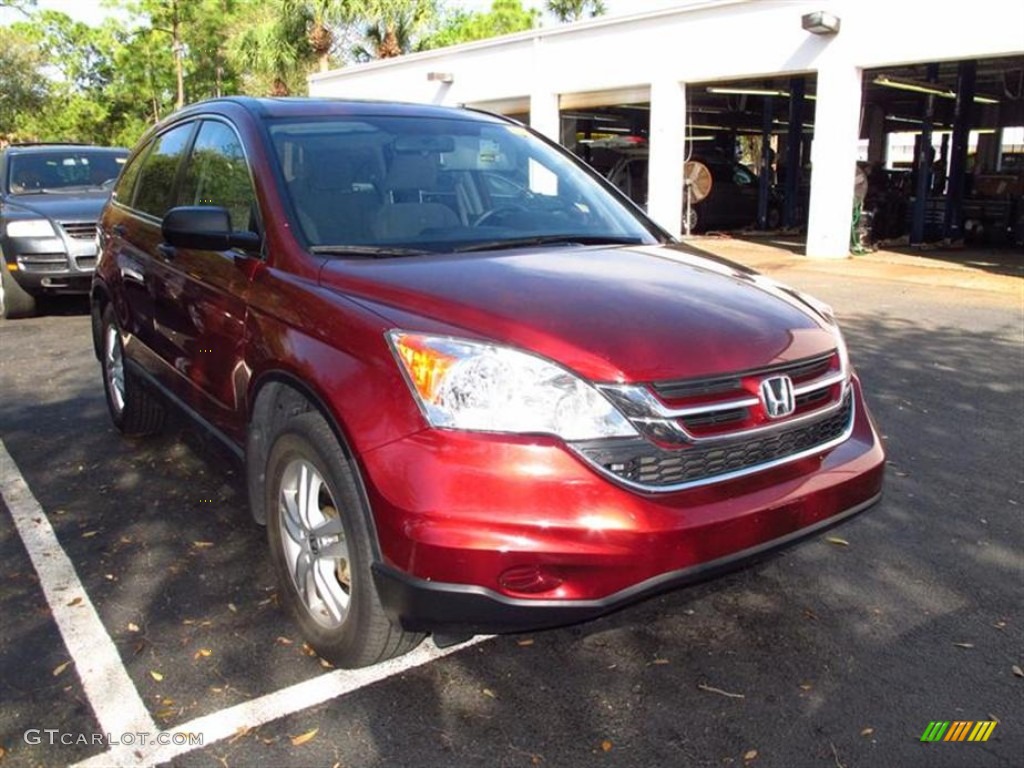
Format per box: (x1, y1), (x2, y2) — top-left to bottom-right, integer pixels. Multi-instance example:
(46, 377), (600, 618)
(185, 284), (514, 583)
(498, 564), (563, 594)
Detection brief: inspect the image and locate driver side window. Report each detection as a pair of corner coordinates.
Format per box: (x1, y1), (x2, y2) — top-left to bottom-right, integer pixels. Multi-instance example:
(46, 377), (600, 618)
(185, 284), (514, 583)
(178, 120), (258, 233)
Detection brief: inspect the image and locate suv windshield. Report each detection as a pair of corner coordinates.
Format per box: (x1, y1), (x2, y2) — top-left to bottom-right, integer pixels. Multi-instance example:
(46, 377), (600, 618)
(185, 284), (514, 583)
(269, 115), (659, 253)
(5, 150), (128, 195)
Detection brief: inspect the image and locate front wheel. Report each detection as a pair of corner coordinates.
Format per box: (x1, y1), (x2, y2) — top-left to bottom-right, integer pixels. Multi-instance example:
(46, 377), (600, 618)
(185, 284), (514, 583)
(265, 411), (423, 668)
(0, 267), (37, 319)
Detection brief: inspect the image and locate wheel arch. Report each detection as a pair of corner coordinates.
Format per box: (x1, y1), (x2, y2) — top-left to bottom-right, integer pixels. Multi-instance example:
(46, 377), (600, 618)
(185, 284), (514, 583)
(90, 281), (111, 361)
(244, 371), (385, 562)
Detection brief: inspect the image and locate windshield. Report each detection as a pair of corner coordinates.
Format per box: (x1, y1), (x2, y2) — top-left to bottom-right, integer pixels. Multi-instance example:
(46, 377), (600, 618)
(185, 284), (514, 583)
(268, 115), (660, 253)
(6, 150), (128, 195)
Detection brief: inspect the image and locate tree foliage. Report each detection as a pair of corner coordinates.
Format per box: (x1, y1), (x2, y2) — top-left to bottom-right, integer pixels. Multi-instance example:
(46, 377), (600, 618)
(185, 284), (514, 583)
(1, 0), (548, 147)
(419, 0), (539, 50)
(0, 26), (46, 140)
(546, 0), (605, 23)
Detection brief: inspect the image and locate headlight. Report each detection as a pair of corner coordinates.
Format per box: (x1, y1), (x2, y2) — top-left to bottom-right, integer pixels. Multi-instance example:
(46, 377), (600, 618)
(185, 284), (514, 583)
(388, 331), (637, 440)
(6, 219), (56, 238)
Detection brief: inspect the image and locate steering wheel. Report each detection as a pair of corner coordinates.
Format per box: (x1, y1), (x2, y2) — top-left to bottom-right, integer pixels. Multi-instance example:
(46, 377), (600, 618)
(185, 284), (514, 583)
(473, 204), (530, 227)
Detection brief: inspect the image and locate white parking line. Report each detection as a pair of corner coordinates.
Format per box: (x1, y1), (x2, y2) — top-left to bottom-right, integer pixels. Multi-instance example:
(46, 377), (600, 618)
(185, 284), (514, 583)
(0, 439), (158, 738)
(72, 637), (489, 767)
(1, 435), (489, 768)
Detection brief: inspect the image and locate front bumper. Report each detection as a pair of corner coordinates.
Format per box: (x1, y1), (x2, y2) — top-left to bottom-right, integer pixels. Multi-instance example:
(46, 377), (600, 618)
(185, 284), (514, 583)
(1, 233), (96, 294)
(361, 375), (885, 634)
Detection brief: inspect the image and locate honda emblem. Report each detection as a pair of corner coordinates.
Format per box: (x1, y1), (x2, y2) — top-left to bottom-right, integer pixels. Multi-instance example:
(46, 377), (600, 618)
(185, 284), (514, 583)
(759, 375), (796, 419)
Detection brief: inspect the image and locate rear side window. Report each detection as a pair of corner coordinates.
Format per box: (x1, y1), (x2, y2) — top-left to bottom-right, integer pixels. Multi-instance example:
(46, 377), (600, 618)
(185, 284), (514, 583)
(113, 147), (148, 206)
(178, 121), (258, 233)
(133, 123), (194, 218)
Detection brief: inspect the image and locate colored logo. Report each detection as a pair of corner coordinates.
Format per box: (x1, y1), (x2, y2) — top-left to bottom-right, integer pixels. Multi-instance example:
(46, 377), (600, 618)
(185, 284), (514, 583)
(920, 721), (997, 742)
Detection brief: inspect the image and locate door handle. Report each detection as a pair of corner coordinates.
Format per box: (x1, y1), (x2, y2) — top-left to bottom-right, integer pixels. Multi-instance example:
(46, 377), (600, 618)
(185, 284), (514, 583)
(157, 243), (177, 259)
(113, 224), (127, 237)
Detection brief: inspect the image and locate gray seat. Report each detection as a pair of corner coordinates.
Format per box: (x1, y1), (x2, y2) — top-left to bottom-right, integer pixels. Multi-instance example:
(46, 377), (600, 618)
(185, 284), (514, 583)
(373, 153), (461, 240)
(291, 152), (380, 244)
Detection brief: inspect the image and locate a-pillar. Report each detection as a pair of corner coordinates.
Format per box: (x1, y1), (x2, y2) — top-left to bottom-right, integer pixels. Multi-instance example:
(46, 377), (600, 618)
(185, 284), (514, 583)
(647, 78), (686, 237)
(805, 63), (863, 258)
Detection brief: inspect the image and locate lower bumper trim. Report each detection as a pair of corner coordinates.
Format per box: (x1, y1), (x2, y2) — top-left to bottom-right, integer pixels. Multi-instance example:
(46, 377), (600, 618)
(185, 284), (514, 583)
(372, 491), (883, 635)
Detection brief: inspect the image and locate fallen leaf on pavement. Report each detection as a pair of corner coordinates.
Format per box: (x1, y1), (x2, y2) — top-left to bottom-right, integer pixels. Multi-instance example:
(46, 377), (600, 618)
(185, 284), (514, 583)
(290, 727), (318, 747)
(276, 636), (293, 645)
(192, 541), (214, 548)
(825, 536), (849, 547)
(516, 638), (534, 647)
(81, 531), (98, 538)
(228, 726), (252, 744)
(743, 749), (758, 761)
(128, 622), (140, 633)
(66, 597), (82, 607)
(953, 642), (974, 649)
(860, 727), (874, 737)
(698, 683), (745, 699)
(228, 603), (238, 613)
(150, 670), (164, 682)
(1012, 665), (1023, 678)
(482, 688), (496, 699)
(194, 648), (213, 659)
(651, 658), (670, 665)
(52, 661), (71, 677)
(601, 740), (613, 752)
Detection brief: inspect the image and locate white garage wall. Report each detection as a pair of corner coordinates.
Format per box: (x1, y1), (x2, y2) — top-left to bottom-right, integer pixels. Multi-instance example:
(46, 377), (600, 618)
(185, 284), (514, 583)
(310, 0), (1024, 257)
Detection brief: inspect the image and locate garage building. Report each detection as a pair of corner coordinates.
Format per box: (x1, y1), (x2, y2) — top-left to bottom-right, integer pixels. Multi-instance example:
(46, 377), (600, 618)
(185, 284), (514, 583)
(309, 0), (1024, 258)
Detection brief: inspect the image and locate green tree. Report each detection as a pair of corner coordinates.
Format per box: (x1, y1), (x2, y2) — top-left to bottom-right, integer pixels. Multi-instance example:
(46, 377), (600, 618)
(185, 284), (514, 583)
(0, 27), (47, 140)
(420, 0), (539, 49)
(545, 0), (605, 23)
(228, 0), (315, 95)
(352, 0), (433, 59)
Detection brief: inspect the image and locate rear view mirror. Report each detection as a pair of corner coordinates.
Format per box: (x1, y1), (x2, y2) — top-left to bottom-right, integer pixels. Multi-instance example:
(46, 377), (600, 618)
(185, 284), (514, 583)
(162, 206), (261, 252)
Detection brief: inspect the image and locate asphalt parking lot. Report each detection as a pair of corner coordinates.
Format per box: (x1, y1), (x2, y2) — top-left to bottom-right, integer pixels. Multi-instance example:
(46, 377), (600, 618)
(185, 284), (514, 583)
(1, 251), (1021, 768)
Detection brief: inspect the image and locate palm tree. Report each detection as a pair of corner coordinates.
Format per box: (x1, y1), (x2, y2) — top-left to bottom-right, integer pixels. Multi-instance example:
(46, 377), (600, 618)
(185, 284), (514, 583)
(352, 0), (432, 60)
(546, 0), (606, 23)
(229, 1), (313, 95)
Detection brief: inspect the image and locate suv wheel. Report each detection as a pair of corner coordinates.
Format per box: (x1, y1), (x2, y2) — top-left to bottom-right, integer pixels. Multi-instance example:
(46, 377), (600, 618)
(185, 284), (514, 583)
(101, 305), (165, 435)
(265, 411), (424, 668)
(0, 267), (37, 319)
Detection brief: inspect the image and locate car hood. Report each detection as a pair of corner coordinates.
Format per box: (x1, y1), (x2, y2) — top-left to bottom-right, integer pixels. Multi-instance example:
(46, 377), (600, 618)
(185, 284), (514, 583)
(319, 244), (837, 383)
(2, 192), (110, 223)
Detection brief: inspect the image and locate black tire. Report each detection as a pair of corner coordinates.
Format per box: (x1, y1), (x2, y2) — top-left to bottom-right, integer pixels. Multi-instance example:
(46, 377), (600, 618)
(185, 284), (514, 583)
(265, 410), (423, 668)
(100, 304), (165, 436)
(766, 205), (782, 230)
(0, 267), (37, 319)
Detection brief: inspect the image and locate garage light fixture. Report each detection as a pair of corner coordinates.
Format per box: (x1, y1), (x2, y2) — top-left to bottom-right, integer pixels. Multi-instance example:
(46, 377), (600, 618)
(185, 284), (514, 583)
(801, 11), (840, 35)
(707, 87), (790, 98)
(874, 75), (954, 98)
(427, 72), (454, 84)
(874, 74), (999, 105)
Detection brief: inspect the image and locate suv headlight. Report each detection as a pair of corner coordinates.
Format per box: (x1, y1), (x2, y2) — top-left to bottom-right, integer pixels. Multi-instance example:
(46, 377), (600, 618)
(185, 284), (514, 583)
(388, 331), (637, 440)
(6, 219), (56, 238)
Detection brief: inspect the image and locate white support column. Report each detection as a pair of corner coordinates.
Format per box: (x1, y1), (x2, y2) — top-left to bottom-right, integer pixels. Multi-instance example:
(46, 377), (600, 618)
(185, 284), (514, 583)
(529, 91), (561, 143)
(647, 79), (686, 238)
(805, 62), (863, 258)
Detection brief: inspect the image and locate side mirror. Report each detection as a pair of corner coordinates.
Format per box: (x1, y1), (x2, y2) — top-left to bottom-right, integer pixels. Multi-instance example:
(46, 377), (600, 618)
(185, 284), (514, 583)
(162, 206), (261, 252)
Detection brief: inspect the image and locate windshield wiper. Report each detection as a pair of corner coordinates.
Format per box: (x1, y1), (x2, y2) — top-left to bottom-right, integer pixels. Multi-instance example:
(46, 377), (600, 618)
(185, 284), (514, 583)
(309, 245), (433, 258)
(453, 235), (646, 254)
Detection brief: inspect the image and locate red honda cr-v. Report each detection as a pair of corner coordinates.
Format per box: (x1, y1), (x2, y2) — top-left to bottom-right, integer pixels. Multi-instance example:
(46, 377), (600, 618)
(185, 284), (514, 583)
(91, 97), (884, 668)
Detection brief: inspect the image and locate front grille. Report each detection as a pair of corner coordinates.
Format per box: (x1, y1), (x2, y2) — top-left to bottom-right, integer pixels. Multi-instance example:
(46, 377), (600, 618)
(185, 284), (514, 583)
(60, 221), (97, 240)
(653, 353), (834, 400)
(17, 253), (70, 274)
(576, 392), (853, 489)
